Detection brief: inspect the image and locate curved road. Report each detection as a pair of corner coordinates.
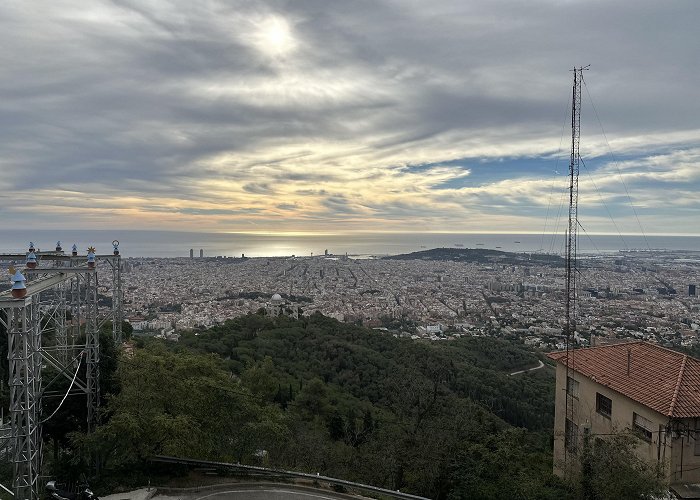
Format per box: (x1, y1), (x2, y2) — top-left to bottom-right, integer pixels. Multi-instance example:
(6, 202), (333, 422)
(195, 490), (353, 500)
(509, 359), (545, 376)
(186, 486), (368, 500)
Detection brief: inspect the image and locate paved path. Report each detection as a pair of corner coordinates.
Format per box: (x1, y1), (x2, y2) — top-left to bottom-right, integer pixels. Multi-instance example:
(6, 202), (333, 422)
(103, 488), (155, 500)
(112, 484), (371, 500)
(509, 359), (545, 376)
(190, 488), (360, 500)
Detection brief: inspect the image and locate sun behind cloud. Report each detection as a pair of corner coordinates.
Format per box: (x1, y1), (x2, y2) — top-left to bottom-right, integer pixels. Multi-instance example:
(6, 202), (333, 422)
(251, 15), (298, 57)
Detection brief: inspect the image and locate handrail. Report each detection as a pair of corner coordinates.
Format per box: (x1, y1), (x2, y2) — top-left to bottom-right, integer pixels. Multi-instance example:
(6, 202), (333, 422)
(150, 455), (431, 500)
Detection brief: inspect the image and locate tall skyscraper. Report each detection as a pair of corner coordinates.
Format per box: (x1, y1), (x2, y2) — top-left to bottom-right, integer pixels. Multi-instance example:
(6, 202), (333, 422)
(199, 249), (204, 258)
(189, 248), (194, 259)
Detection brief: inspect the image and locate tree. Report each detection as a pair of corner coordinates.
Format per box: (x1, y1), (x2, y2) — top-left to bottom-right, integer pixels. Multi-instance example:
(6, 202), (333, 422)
(241, 356), (278, 402)
(122, 320), (134, 340)
(576, 431), (666, 500)
(70, 345), (270, 470)
(99, 320), (134, 341)
(447, 428), (566, 500)
(327, 410), (344, 441)
(294, 378), (330, 419)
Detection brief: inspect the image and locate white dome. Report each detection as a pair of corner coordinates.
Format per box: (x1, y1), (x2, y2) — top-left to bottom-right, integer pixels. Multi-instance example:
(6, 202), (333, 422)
(271, 293), (283, 303)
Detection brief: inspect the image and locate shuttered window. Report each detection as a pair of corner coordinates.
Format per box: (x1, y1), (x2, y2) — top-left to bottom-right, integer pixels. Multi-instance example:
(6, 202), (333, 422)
(633, 412), (652, 442)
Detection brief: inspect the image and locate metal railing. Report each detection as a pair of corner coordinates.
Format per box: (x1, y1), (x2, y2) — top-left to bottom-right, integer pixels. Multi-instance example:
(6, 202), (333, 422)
(150, 455), (431, 500)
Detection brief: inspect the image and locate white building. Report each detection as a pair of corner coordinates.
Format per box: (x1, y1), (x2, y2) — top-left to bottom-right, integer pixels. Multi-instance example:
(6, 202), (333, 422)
(266, 293), (299, 319)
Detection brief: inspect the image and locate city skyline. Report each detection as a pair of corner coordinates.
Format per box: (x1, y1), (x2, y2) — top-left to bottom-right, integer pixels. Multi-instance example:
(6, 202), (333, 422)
(1, 1), (699, 235)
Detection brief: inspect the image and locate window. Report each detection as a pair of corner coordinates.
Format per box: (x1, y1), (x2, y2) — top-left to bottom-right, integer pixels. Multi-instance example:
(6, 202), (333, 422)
(596, 392), (612, 417)
(633, 412), (653, 442)
(566, 376), (579, 399)
(565, 418), (579, 454)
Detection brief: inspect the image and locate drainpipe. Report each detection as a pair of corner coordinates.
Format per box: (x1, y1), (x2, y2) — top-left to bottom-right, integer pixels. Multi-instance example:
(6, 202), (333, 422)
(663, 420), (670, 478)
(680, 423), (685, 480)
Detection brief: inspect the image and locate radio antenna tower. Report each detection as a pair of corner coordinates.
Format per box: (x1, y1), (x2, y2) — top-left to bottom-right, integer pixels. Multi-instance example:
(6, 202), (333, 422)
(564, 65), (589, 474)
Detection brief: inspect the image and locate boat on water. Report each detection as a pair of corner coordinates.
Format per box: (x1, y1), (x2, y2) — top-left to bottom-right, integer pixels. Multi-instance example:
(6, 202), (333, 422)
(454, 243), (464, 247)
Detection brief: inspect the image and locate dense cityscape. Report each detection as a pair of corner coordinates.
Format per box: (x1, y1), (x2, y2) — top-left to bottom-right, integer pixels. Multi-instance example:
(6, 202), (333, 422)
(114, 248), (700, 350)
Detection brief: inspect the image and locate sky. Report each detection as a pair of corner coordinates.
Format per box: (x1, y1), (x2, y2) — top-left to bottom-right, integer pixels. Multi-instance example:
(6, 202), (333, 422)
(1, 0), (699, 235)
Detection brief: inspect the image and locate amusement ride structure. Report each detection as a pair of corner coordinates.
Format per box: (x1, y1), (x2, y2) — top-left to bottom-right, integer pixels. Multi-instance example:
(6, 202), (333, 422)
(0, 240), (123, 500)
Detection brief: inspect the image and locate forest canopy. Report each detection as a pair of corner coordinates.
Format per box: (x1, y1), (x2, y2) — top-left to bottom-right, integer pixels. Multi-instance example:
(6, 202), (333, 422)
(2, 312), (663, 499)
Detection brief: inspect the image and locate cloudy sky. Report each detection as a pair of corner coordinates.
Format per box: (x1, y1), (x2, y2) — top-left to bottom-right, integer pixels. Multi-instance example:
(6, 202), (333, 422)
(1, 0), (699, 235)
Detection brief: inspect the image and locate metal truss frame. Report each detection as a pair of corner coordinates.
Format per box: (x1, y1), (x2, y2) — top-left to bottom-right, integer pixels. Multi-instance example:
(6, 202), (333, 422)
(0, 295), (43, 500)
(0, 253), (122, 499)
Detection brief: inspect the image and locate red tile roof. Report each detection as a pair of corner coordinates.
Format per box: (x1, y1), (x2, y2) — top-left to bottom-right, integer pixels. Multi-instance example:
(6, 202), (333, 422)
(548, 342), (700, 418)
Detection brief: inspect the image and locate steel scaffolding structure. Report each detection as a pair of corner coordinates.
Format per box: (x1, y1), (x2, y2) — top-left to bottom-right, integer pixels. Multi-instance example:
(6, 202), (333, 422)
(103, 257), (123, 345)
(3, 293), (43, 500)
(0, 251), (122, 500)
(83, 270), (100, 433)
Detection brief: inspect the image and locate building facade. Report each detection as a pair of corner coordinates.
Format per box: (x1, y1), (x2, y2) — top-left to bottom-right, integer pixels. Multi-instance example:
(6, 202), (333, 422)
(548, 342), (700, 485)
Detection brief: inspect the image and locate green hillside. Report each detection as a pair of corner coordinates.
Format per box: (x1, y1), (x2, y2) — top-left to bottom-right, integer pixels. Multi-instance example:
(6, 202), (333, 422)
(181, 312), (555, 433)
(72, 312), (562, 499)
(384, 247), (564, 266)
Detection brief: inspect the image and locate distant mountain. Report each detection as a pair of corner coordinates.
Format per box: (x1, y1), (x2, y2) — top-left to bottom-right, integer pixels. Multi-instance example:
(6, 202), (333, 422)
(384, 247), (565, 266)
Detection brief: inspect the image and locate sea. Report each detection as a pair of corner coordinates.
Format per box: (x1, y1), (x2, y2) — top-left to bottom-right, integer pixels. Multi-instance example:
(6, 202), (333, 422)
(0, 230), (699, 259)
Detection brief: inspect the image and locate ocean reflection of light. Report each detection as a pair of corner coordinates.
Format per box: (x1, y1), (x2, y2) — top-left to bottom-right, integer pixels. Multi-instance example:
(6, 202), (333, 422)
(2, 230), (699, 258)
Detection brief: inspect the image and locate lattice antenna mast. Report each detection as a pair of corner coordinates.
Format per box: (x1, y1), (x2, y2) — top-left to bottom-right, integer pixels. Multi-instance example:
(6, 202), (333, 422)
(565, 67), (585, 352)
(564, 65), (588, 476)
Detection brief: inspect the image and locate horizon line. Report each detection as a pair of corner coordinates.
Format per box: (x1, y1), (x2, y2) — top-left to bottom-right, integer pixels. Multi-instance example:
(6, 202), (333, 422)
(1, 228), (699, 238)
